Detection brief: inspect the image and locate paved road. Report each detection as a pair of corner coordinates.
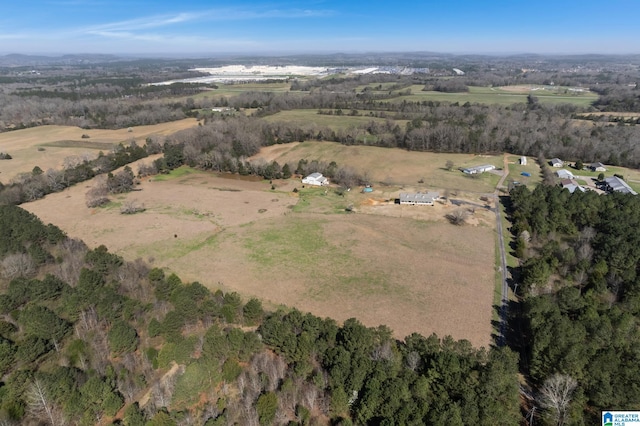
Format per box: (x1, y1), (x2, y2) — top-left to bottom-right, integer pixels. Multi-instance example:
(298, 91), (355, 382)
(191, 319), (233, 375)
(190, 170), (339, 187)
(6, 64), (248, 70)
(494, 155), (510, 346)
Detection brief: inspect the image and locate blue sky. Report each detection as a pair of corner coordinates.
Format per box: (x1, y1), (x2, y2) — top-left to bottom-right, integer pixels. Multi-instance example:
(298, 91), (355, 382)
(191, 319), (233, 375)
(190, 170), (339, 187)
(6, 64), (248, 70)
(1, 0), (639, 56)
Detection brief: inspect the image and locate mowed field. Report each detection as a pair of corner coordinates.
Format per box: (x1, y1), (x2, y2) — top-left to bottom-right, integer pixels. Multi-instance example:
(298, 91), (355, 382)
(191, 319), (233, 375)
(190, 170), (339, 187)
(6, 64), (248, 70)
(262, 109), (405, 131)
(253, 141), (505, 192)
(24, 148), (499, 347)
(387, 85), (597, 107)
(0, 118), (198, 180)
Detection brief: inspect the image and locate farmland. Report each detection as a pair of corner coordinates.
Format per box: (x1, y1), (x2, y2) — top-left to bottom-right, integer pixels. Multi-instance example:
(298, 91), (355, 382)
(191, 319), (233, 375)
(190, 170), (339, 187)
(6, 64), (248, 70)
(24, 147), (499, 347)
(388, 84), (597, 107)
(0, 118), (198, 179)
(254, 141), (506, 193)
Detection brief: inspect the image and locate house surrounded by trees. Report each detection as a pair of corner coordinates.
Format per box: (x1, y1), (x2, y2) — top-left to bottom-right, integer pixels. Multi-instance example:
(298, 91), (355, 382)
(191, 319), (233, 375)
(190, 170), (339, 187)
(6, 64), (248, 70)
(550, 158), (563, 167)
(302, 172), (329, 186)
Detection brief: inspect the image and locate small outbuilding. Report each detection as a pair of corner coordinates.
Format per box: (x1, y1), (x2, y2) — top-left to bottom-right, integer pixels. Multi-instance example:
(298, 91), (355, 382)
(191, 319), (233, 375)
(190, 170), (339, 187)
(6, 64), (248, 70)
(550, 158), (563, 167)
(590, 162), (606, 172)
(520, 156), (527, 165)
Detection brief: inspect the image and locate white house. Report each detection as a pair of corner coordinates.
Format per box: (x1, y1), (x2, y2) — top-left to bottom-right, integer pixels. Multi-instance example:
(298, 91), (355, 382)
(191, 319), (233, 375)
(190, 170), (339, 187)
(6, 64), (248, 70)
(302, 172), (329, 186)
(550, 158), (563, 167)
(462, 164), (496, 174)
(590, 162), (606, 172)
(556, 169), (575, 180)
(399, 192), (440, 206)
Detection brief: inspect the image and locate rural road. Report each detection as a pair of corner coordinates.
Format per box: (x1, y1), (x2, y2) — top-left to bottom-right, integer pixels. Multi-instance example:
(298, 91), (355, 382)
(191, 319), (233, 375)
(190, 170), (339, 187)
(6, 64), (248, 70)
(494, 155), (510, 346)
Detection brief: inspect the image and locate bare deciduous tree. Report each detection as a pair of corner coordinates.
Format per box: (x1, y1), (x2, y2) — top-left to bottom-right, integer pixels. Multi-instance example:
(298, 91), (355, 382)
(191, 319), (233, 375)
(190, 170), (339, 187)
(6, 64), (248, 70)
(446, 209), (469, 225)
(26, 379), (64, 426)
(120, 200), (145, 214)
(405, 351), (421, 371)
(1, 253), (35, 279)
(538, 373), (577, 426)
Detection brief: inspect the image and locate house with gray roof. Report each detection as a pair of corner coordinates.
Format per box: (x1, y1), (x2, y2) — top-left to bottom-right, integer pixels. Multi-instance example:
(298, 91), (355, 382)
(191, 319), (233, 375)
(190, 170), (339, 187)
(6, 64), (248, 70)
(461, 164), (496, 174)
(399, 192), (440, 205)
(604, 176), (637, 195)
(550, 158), (563, 167)
(556, 169), (575, 180)
(589, 162), (606, 172)
(560, 179), (586, 194)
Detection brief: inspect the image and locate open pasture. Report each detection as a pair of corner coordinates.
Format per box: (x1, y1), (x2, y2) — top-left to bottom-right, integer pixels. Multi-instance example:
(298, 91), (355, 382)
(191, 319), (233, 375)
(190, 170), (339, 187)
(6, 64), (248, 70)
(261, 109), (402, 131)
(253, 141), (504, 192)
(24, 165), (496, 347)
(506, 154), (543, 188)
(388, 85), (597, 107)
(190, 82), (293, 100)
(0, 118), (198, 179)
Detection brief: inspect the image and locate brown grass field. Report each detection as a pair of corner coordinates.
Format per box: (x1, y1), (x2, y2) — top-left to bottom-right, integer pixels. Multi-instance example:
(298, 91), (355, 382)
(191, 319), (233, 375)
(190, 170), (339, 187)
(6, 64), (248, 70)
(253, 141), (504, 193)
(24, 153), (498, 347)
(0, 118), (198, 180)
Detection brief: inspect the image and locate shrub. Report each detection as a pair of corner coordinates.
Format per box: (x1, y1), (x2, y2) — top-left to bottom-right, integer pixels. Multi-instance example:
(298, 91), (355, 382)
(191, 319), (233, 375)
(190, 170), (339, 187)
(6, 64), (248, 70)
(108, 320), (138, 355)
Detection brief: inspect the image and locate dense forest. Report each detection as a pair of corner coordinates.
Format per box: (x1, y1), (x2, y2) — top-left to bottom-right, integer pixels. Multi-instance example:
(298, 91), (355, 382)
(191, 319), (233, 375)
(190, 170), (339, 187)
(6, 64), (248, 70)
(509, 185), (640, 424)
(0, 204), (521, 424)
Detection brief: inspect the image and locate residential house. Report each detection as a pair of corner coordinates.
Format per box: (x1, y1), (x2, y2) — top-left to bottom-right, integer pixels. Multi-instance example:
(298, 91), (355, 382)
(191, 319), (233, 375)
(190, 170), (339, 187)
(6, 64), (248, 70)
(399, 192), (440, 206)
(550, 158), (563, 167)
(302, 172), (329, 186)
(556, 169), (575, 180)
(590, 162), (606, 172)
(461, 164), (496, 174)
(604, 176), (637, 195)
(560, 179), (586, 194)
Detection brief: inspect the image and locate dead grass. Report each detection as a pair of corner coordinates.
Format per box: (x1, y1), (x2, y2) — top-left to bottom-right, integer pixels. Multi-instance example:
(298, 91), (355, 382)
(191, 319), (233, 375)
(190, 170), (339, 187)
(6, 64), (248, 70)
(0, 118), (198, 180)
(24, 166), (495, 347)
(252, 141), (503, 192)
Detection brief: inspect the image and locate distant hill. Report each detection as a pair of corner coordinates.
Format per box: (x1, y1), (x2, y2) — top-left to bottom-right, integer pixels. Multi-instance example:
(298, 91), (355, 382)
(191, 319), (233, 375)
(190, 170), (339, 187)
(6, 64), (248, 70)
(0, 53), (122, 67)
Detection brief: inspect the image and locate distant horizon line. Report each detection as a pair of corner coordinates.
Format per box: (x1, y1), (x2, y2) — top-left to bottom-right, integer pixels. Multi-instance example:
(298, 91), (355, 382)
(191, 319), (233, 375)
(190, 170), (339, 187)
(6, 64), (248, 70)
(1, 50), (640, 59)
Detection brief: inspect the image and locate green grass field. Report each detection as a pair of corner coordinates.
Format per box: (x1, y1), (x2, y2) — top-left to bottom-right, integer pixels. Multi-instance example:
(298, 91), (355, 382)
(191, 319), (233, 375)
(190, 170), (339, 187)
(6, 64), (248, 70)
(506, 155), (542, 188)
(262, 109), (403, 130)
(389, 85), (597, 107)
(190, 82), (293, 100)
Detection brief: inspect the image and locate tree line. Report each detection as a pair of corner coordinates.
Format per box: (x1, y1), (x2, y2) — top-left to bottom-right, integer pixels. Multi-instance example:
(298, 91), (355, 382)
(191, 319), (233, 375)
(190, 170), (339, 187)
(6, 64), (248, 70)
(0, 204), (522, 424)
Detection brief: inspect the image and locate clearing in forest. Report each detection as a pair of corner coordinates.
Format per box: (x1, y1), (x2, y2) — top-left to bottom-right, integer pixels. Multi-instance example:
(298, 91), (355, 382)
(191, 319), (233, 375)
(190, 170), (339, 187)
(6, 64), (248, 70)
(24, 162), (496, 347)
